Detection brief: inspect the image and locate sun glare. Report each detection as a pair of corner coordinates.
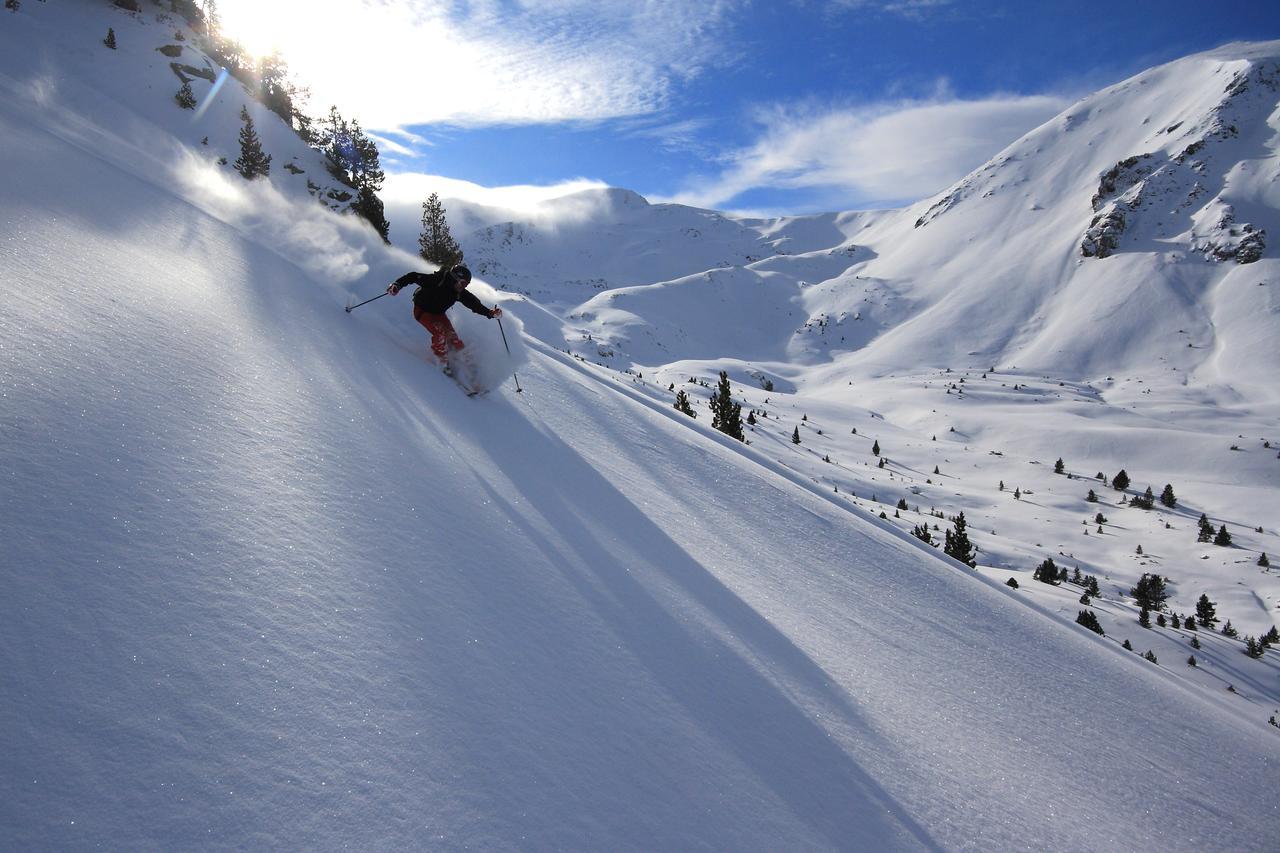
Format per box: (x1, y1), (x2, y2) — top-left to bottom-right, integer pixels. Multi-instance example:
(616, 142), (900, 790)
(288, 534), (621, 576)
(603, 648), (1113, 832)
(214, 0), (311, 61)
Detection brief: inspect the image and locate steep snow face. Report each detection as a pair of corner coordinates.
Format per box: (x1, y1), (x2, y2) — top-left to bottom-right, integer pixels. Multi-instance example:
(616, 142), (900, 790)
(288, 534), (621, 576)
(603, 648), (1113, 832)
(855, 43), (1280, 388)
(6, 70), (1280, 849)
(4, 5), (1280, 851)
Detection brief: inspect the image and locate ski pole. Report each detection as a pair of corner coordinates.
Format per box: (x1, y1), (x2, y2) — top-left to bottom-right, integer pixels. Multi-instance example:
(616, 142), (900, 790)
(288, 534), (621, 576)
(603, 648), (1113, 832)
(497, 317), (523, 393)
(345, 291), (389, 313)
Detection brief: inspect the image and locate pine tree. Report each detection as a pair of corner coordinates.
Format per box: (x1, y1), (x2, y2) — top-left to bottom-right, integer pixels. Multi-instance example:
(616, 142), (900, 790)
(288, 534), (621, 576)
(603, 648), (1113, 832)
(943, 513), (977, 567)
(419, 192), (463, 268)
(233, 106), (271, 179)
(1187, 655), (1197, 667)
(1139, 606), (1151, 628)
(1006, 577), (1020, 589)
(1221, 619), (1238, 638)
(1185, 615), (1197, 631)
(104, 27), (117, 49)
(746, 411), (756, 426)
(1245, 636), (1264, 658)
(673, 389), (696, 418)
(1112, 469), (1130, 491)
(1013, 487), (1021, 500)
(1054, 458), (1065, 474)
(911, 524), (933, 545)
(348, 120), (390, 241)
(1159, 484), (1177, 508)
(6, 1), (20, 13)
(896, 498), (909, 511)
(1033, 557), (1059, 585)
(1195, 594), (1218, 628)
(1123, 639), (1133, 651)
(1197, 514), (1215, 543)
(1214, 524), (1232, 547)
(1076, 610), (1104, 635)
(1143, 650), (1158, 664)
(322, 106), (354, 183)
(708, 371), (744, 441)
(175, 81), (196, 109)
(1130, 573), (1169, 610)
(257, 51), (293, 123)
(201, 0), (221, 34)
(1087, 489), (1098, 502)
(871, 439), (880, 456)
(1261, 553), (1272, 568)
(1086, 576), (1100, 597)
(791, 426), (801, 445)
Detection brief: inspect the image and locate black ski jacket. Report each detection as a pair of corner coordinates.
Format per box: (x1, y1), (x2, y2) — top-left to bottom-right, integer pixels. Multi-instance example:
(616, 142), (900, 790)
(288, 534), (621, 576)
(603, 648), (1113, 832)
(392, 270), (494, 317)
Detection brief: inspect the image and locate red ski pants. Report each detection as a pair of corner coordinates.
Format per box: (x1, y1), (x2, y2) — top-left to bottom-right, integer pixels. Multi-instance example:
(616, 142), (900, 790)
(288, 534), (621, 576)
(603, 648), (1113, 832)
(414, 305), (464, 361)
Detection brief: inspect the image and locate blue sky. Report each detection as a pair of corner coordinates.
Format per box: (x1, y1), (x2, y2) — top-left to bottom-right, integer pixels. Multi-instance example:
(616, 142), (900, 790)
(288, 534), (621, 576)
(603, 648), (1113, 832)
(220, 0), (1280, 216)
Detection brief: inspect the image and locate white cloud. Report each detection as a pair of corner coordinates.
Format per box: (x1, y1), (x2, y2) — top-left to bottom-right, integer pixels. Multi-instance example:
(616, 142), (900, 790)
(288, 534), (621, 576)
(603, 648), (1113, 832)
(379, 171), (614, 251)
(661, 92), (1069, 211)
(215, 0), (742, 130)
(382, 172), (609, 214)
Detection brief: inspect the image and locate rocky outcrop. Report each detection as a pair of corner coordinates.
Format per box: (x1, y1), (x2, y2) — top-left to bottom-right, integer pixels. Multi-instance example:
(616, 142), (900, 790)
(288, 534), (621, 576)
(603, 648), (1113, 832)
(1092, 155), (1154, 210)
(1080, 208), (1127, 258)
(1196, 206), (1266, 264)
(1081, 58), (1278, 263)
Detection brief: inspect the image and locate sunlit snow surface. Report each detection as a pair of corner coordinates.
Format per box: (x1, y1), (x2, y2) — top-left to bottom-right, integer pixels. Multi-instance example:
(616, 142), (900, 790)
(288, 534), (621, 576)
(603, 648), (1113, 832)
(1, 4), (1278, 850)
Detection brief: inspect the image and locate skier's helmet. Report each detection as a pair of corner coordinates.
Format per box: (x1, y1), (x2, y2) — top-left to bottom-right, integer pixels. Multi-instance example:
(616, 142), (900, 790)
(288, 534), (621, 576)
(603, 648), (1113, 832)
(449, 264), (472, 286)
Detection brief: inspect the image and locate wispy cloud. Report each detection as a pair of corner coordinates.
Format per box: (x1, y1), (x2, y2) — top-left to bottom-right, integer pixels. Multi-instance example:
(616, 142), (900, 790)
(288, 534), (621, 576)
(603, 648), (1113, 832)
(826, 0), (956, 19)
(216, 0), (743, 131)
(660, 91), (1069, 211)
(619, 116), (719, 155)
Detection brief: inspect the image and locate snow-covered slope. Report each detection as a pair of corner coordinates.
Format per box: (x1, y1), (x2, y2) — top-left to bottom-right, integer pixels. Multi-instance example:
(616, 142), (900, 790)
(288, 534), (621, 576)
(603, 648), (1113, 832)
(2, 4), (1279, 850)
(425, 39), (1280, 703)
(453, 43), (1280, 394)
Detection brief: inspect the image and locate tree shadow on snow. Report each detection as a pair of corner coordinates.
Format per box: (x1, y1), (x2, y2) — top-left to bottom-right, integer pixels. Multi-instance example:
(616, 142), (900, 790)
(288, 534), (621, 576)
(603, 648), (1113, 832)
(454, 407), (942, 851)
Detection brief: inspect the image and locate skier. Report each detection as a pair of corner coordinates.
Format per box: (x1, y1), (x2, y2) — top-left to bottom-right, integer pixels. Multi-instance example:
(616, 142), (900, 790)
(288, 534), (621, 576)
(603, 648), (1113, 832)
(385, 264), (502, 372)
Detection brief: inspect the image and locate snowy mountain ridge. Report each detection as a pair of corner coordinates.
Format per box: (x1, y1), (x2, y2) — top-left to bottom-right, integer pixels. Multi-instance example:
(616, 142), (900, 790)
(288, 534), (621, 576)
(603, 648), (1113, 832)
(2, 4), (1279, 850)
(453, 41), (1280, 392)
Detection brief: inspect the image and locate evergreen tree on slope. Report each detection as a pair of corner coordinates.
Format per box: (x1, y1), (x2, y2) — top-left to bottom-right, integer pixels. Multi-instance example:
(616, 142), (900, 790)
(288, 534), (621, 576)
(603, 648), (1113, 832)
(709, 371), (744, 441)
(419, 192), (464, 269)
(234, 105), (271, 179)
(944, 513), (977, 567)
(348, 119), (390, 242)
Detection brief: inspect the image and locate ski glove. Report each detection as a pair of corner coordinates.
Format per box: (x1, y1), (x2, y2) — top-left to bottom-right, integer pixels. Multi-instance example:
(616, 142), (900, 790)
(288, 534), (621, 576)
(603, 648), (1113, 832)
(387, 284), (401, 295)
(490, 307), (503, 319)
